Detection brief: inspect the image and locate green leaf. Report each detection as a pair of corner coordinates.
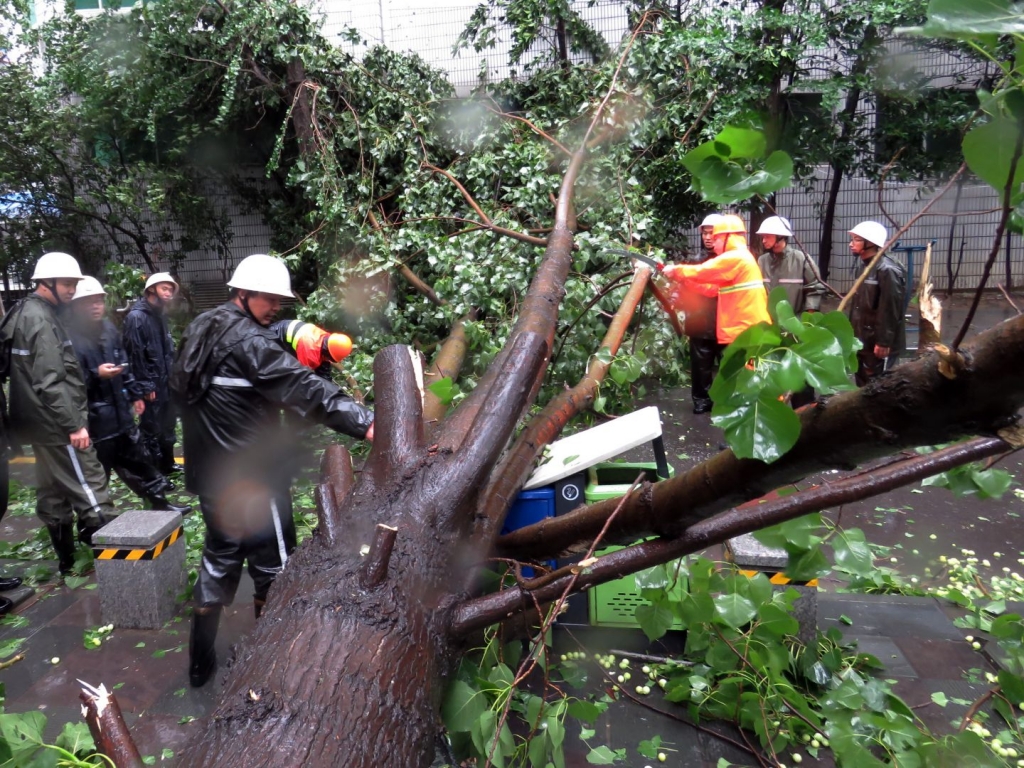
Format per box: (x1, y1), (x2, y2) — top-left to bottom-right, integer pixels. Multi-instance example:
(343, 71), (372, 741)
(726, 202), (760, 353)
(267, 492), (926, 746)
(636, 602), (675, 641)
(427, 377), (457, 406)
(713, 593), (757, 629)
(970, 467), (1013, 498)
(963, 112), (1024, 203)
(831, 529), (876, 578)
(901, 0), (1024, 39)
(0, 637), (24, 660)
(637, 735), (663, 759)
(756, 603), (799, 637)
(713, 392), (801, 463)
(585, 745), (620, 764)
(441, 680), (486, 732)
(567, 699), (607, 723)
(55, 721), (94, 756)
(931, 691), (949, 707)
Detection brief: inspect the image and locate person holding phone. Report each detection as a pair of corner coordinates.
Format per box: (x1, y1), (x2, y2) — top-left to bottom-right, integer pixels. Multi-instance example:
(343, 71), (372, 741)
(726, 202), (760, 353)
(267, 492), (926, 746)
(69, 277), (189, 515)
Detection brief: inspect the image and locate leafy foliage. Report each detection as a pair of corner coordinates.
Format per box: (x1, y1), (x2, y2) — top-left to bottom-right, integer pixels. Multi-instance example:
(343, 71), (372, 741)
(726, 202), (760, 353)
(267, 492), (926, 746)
(709, 289), (861, 462)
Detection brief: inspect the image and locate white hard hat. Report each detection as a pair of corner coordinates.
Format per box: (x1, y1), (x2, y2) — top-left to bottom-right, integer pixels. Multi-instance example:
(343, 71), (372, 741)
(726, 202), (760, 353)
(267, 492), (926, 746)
(73, 276), (106, 300)
(700, 213), (724, 229)
(31, 252), (84, 281)
(756, 215), (793, 238)
(849, 221), (887, 249)
(144, 272), (178, 292)
(227, 254), (293, 298)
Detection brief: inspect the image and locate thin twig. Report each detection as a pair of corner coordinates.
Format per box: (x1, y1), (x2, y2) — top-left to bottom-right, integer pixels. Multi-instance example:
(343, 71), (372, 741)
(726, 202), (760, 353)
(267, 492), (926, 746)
(951, 128), (1024, 350)
(998, 284), (1022, 315)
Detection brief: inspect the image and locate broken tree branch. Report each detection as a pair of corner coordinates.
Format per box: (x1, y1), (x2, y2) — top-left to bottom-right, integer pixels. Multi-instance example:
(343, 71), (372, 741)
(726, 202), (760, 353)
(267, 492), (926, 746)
(79, 681), (143, 768)
(498, 314), (1024, 561)
(472, 267), (652, 547)
(423, 310), (480, 428)
(454, 437), (1004, 634)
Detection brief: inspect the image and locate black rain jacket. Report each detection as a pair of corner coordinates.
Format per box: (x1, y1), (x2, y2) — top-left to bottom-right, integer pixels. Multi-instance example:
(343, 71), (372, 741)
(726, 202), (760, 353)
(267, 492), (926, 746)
(170, 302), (373, 497)
(69, 317), (144, 442)
(844, 254), (907, 355)
(123, 298), (175, 398)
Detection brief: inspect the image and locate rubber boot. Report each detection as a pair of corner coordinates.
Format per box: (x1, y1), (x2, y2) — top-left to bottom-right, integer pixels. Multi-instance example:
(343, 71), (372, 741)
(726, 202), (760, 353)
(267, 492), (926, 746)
(77, 515), (112, 548)
(0, 596), (12, 616)
(189, 606), (221, 688)
(46, 524), (77, 575)
(254, 598), (266, 620)
(144, 493), (192, 516)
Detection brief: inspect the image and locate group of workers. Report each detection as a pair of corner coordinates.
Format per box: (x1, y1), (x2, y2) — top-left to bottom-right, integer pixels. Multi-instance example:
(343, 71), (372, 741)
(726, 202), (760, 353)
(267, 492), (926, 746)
(0, 215), (905, 684)
(663, 212), (906, 412)
(0, 251), (373, 687)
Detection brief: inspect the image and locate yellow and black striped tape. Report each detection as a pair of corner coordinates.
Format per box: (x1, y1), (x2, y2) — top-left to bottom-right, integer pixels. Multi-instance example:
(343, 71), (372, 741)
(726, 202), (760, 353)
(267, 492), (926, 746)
(93, 526), (182, 562)
(738, 568), (818, 588)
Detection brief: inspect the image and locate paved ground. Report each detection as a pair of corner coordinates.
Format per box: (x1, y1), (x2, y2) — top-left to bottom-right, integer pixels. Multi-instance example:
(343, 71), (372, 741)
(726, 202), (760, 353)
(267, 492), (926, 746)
(0, 292), (1018, 765)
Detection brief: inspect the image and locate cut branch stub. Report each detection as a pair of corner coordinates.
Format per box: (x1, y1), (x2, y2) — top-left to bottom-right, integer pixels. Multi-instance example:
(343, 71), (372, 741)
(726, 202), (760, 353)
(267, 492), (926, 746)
(370, 344), (426, 478)
(79, 681), (143, 768)
(361, 524), (398, 589)
(320, 444), (355, 502)
(314, 483), (341, 546)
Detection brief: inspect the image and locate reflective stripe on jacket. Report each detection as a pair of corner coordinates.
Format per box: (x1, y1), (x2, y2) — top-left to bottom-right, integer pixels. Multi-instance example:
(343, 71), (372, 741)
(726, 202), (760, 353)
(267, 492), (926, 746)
(757, 245), (826, 313)
(170, 302), (373, 497)
(665, 246), (771, 345)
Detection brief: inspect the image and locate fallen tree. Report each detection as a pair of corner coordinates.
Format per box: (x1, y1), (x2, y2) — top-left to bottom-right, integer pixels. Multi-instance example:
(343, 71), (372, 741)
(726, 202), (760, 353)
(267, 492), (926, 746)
(175, 140), (1024, 768)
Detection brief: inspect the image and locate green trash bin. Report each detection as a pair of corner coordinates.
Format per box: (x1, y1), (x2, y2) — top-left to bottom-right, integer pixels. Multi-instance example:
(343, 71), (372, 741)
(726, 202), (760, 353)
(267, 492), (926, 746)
(584, 462), (683, 629)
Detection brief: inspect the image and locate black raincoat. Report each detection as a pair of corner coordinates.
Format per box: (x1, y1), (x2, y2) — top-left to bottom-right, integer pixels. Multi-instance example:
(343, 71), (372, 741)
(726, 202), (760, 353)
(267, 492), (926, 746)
(170, 302), (373, 498)
(68, 318), (143, 442)
(122, 298), (174, 398)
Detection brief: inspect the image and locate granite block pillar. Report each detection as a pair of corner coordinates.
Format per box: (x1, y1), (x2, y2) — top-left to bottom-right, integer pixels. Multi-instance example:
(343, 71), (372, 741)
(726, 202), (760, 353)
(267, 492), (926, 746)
(91, 511), (186, 630)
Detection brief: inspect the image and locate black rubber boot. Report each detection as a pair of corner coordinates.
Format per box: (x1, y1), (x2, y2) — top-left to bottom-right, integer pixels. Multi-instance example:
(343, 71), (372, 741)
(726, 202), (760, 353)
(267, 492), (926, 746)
(77, 518), (111, 548)
(46, 524), (77, 575)
(0, 596), (12, 616)
(0, 577), (22, 591)
(144, 493), (192, 516)
(254, 598), (266, 620)
(189, 606), (221, 688)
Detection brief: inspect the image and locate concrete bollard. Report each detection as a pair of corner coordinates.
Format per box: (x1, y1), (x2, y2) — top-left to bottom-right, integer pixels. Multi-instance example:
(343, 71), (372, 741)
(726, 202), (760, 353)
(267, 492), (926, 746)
(725, 532), (818, 646)
(91, 510), (186, 629)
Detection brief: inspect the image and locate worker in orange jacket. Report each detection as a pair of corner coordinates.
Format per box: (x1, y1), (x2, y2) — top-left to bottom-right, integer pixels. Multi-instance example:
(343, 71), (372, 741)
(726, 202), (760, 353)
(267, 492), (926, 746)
(663, 213), (771, 362)
(664, 214), (770, 345)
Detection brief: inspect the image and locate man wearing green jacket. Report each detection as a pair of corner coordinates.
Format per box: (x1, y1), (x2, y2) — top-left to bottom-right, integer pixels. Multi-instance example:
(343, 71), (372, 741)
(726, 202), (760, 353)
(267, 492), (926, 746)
(1, 252), (116, 573)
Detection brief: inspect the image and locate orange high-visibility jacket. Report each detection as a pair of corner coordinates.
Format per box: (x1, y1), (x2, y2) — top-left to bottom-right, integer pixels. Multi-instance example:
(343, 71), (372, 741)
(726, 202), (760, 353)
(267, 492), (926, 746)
(664, 245), (770, 345)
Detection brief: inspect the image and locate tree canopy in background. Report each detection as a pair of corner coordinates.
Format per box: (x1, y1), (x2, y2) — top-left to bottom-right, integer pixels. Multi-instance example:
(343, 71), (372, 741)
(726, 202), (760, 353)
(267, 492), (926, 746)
(0, 0), (985, 396)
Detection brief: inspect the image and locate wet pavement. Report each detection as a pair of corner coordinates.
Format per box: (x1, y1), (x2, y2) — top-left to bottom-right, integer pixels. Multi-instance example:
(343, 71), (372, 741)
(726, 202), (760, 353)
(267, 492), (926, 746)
(0, 292), (1020, 765)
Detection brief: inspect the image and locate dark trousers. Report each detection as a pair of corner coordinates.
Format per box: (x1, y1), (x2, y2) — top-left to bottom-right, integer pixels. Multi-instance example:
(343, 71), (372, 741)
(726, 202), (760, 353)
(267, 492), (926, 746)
(140, 397), (177, 473)
(855, 350), (900, 387)
(193, 489), (296, 608)
(94, 427), (167, 502)
(689, 336), (724, 406)
(32, 442), (115, 530)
